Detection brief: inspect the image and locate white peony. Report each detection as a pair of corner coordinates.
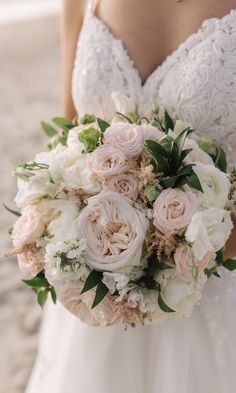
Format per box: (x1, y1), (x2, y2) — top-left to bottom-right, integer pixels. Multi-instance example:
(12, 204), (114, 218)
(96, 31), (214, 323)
(193, 163), (230, 208)
(73, 191), (149, 271)
(185, 208), (233, 260)
(63, 154), (102, 194)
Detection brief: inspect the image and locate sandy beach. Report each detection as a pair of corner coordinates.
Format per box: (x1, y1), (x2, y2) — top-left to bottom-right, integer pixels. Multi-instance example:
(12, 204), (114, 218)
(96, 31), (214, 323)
(0, 15), (60, 392)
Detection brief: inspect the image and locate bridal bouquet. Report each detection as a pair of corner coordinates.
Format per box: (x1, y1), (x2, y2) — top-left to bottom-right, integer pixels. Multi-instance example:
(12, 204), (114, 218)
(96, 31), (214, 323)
(2, 106), (236, 327)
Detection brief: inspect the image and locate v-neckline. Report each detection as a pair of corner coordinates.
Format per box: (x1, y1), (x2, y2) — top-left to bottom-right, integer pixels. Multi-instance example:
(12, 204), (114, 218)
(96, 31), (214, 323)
(90, 8), (236, 88)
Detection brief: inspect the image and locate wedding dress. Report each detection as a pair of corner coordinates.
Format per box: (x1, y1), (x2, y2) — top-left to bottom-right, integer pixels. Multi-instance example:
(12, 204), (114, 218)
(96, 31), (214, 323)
(26, 2), (236, 392)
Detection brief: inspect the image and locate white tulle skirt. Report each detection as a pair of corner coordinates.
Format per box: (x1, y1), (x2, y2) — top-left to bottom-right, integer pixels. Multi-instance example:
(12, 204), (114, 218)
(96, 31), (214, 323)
(26, 269), (236, 393)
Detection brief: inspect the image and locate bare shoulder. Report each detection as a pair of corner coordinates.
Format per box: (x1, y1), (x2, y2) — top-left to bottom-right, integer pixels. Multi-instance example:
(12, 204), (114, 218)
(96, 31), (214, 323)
(63, 0), (87, 24)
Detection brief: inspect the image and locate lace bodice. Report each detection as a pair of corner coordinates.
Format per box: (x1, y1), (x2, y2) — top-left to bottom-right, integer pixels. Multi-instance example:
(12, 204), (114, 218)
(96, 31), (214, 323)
(72, 1), (236, 168)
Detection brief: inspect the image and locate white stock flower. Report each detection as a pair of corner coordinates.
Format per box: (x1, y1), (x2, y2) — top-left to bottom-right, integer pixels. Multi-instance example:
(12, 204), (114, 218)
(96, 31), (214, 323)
(102, 272), (130, 294)
(73, 191), (148, 271)
(185, 209), (233, 260)
(103, 122), (144, 158)
(127, 288), (158, 313)
(193, 163), (230, 208)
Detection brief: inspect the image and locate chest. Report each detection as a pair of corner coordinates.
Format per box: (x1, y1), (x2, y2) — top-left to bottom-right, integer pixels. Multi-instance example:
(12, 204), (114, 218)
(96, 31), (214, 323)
(93, 0), (236, 84)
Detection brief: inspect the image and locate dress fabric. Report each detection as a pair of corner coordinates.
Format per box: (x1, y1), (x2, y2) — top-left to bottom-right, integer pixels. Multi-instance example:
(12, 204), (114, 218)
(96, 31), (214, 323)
(26, 1), (236, 392)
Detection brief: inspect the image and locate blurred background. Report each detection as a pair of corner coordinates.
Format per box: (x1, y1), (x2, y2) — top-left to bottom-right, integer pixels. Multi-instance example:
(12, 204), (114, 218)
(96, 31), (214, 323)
(0, 1), (61, 391)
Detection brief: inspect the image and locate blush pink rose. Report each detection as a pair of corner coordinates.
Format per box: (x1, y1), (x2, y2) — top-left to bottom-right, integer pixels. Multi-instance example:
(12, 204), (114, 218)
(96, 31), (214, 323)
(90, 145), (127, 178)
(104, 173), (139, 198)
(57, 282), (118, 327)
(17, 249), (44, 279)
(174, 244), (213, 282)
(103, 122), (144, 158)
(13, 205), (45, 249)
(153, 188), (199, 234)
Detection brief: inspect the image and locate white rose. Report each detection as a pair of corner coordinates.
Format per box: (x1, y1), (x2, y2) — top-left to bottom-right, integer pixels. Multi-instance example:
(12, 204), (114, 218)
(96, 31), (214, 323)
(103, 173), (138, 198)
(156, 269), (207, 317)
(193, 163), (230, 208)
(185, 208), (233, 260)
(73, 191), (149, 271)
(111, 91), (136, 114)
(103, 122), (144, 158)
(90, 145), (128, 178)
(63, 155), (102, 194)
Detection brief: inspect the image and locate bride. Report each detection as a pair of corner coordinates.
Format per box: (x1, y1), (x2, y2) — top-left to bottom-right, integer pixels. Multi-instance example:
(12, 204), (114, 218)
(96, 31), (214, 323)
(26, 0), (236, 392)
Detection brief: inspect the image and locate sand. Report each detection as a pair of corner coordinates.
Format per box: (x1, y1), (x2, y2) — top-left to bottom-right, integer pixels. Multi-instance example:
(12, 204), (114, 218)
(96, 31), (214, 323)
(0, 16), (60, 393)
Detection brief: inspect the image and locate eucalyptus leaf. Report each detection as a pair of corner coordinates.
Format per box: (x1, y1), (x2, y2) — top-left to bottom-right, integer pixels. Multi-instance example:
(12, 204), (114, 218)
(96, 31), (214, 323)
(158, 293), (175, 313)
(41, 121), (58, 137)
(91, 281), (109, 308)
(52, 117), (75, 130)
(81, 270), (103, 294)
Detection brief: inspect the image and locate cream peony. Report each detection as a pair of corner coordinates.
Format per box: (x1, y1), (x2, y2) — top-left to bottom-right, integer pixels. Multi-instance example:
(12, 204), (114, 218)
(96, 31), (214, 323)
(57, 281), (118, 327)
(90, 145), (128, 178)
(103, 173), (138, 198)
(193, 163), (230, 208)
(185, 208), (233, 260)
(103, 122), (144, 158)
(153, 188), (199, 234)
(73, 191), (148, 271)
(13, 205), (45, 248)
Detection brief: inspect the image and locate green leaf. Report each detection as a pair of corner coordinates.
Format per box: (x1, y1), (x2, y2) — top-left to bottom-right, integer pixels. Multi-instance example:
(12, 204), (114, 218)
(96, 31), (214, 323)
(144, 140), (170, 174)
(80, 113), (96, 125)
(213, 146), (227, 173)
(23, 272), (49, 288)
(180, 148), (193, 161)
(147, 257), (173, 277)
(164, 110), (174, 131)
(81, 270), (103, 294)
(144, 185), (160, 202)
(115, 112), (134, 124)
(41, 121), (58, 137)
(158, 293), (175, 313)
(78, 126), (101, 152)
(97, 117), (110, 132)
(52, 117), (75, 130)
(186, 173), (203, 192)
(37, 289), (49, 308)
(50, 287), (57, 304)
(216, 248), (225, 266)
(3, 203), (21, 217)
(145, 280), (160, 291)
(144, 139), (167, 158)
(91, 281), (109, 308)
(223, 259), (236, 271)
(159, 135), (174, 154)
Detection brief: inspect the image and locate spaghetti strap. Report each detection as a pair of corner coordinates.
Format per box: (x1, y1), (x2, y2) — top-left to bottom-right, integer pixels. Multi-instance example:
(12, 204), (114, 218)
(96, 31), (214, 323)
(86, 0), (95, 16)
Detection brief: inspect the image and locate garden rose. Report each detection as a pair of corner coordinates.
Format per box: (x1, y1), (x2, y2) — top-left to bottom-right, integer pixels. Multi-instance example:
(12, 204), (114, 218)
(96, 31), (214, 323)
(185, 208), (233, 260)
(103, 122), (144, 158)
(17, 249), (44, 279)
(90, 145), (127, 178)
(73, 191), (148, 271)
(57, 281), (118, 327)
(13, 205), (45, 248)
(174, 244), (213, 282)
(153, 188), (199, 234)
(193, 163), (230, 208)
(104, 173), (138, 198)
